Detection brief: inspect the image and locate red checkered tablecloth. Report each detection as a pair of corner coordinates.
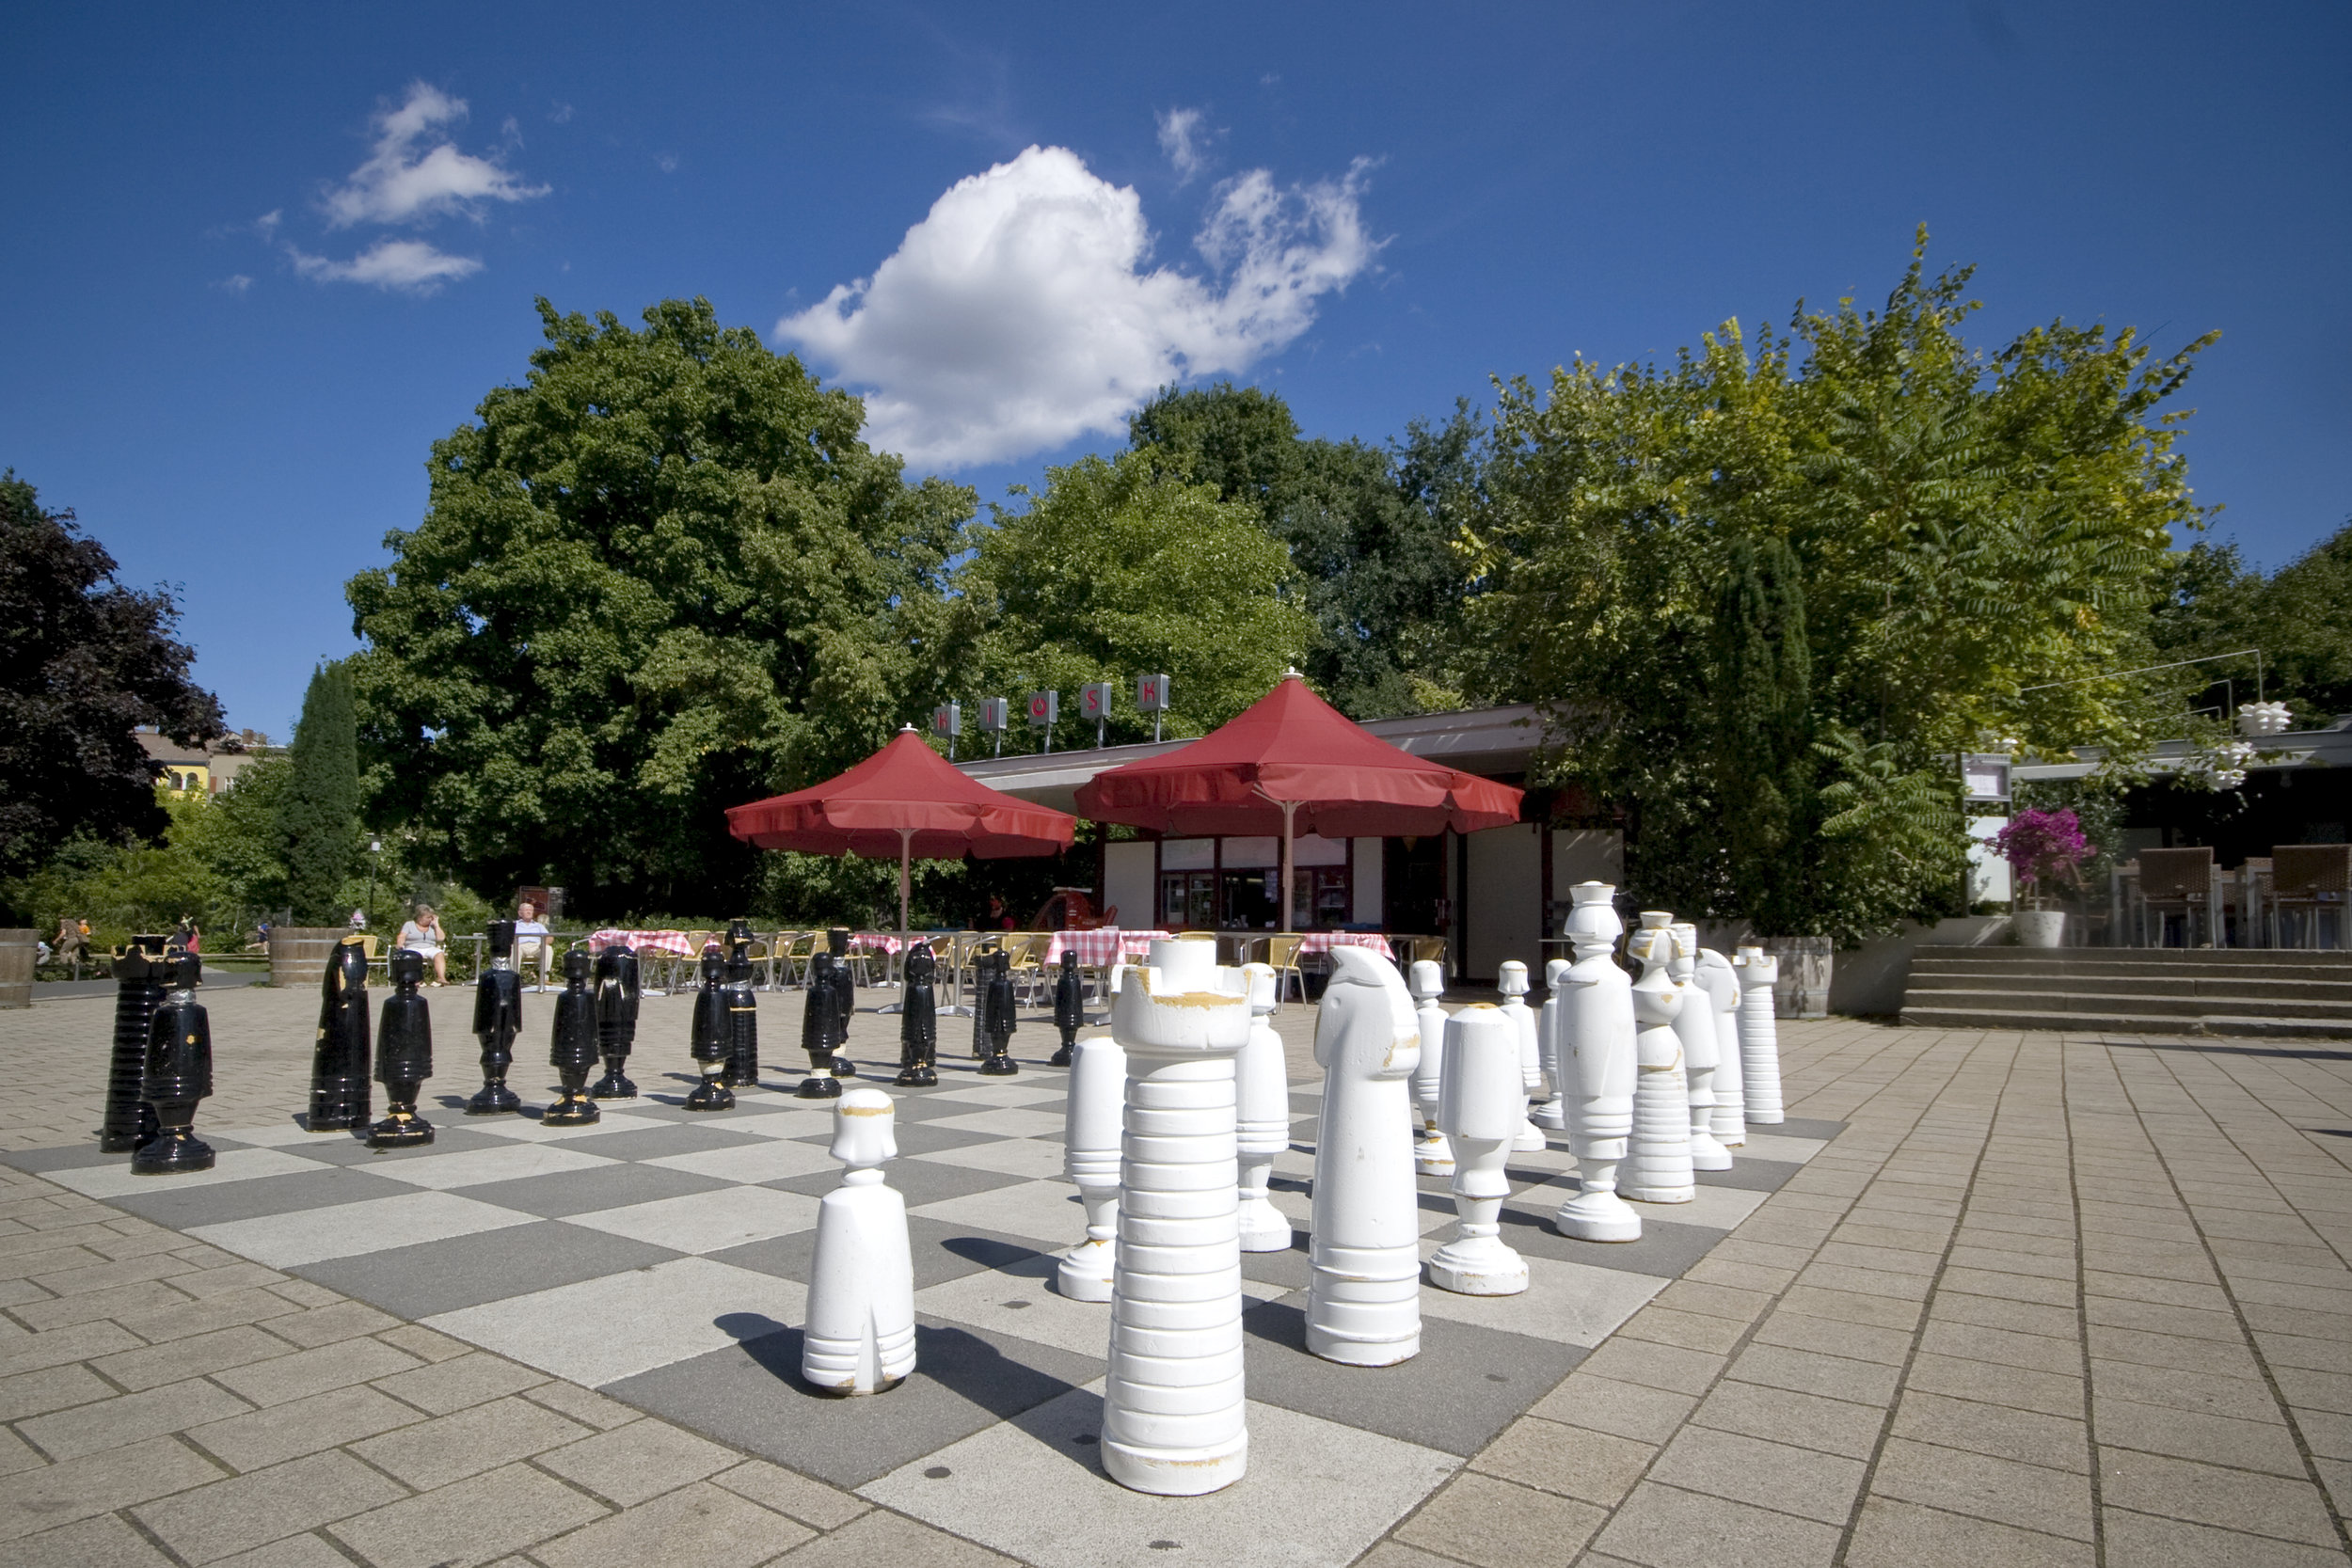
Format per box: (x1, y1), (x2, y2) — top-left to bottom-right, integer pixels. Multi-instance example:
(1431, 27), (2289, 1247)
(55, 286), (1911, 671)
(1295, 931), (1396, 962)
(587, 928), (699, 958)
(1041, 928), (1173, 966)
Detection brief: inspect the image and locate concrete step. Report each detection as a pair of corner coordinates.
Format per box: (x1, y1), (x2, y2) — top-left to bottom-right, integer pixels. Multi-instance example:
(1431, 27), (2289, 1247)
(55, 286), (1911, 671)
(1903, 987), (2352, 1023)
(1911, 948), (2352, 973)
(1898, 1005), (2352, 1039)
(1904, 970), (2352, 1003)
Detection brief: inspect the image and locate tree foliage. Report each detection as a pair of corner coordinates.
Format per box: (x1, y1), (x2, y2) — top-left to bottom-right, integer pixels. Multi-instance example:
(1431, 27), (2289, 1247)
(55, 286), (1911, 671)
(346, 297), (975, 913)
(2151, 523), (2352, 721)
(0, 471), (222, 891)
(1469, 234), (2211, 941)
(277, 663), (361, 923)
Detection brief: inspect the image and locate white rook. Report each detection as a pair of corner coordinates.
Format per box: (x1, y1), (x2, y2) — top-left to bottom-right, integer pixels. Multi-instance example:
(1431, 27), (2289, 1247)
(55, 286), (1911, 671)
(802, 1089), (916, 1394)
(1555, 882), (1641, 1242)
(1406, 959), (1454, 1177)
(1057, 1026), (1126, 1302)
(1624, 913), (1694, 1203)
(1734, 945), (1785, 1124)
(1532, 958), (1571, 1130)
(1496, 960), (1548, 1151)
(1698, 947), (1745, 1148)
(1234, 962), (1292, 1252)
(1307, 946), (1423, 1366)
(1427, 1006), (1530, 1294)
(1670, 922), (1731, 1172)
(1101, 936), (1249, 1497)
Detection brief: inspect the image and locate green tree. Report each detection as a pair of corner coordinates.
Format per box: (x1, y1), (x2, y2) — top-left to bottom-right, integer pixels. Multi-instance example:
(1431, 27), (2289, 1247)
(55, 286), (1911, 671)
(0, 471), (222, 891)
(346, 297), (975, 913)
(278, 663), (360, 923)
(1708, 536), (1814, 932)
(2151, 524), (2352, 721)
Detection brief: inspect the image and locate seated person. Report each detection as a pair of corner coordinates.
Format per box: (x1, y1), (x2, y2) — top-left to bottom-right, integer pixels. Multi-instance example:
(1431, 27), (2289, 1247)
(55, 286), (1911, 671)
(514, 899), (552, 989)
(396, 902), (449, 985)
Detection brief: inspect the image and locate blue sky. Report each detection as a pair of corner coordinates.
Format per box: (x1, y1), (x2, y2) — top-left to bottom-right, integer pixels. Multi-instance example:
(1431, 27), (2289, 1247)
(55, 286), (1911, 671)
(7, 2), (2346, 737)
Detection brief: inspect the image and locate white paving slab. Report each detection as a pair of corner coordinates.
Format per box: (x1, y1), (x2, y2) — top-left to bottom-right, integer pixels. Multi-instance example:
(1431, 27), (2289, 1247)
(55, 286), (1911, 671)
(561, 1184), (819, 1253)
(642, 1139), (841, 1184)
(43, 1147), (329, 1198)
(922, 1108), (1067, 1139)
(1736, 1132), (1826, 1164)
(1413, 1248), (1671, 1347)
(367, 1142), (619, 1191)
(925, 1083), (1069, 1109)
(188, 1190), (533, 1267)
(423, 1256), (807, 1386)
(912, 1179), (1088, 1247)
(908, 1138), (1074, 1182)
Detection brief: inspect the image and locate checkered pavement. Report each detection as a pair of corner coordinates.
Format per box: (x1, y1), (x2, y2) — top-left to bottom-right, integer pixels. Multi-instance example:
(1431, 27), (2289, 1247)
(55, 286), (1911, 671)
(4, 1047), (1839, 1568)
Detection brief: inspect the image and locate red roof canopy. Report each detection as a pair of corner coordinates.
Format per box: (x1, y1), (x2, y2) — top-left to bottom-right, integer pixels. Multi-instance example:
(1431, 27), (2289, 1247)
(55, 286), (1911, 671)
(1073, 673), (1524, 837)
(726, 729), (1075, 860)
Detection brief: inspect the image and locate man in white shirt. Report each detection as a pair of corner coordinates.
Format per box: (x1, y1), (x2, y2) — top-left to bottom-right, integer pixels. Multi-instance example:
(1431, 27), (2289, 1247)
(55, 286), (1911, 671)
(515, 900), (552, 990)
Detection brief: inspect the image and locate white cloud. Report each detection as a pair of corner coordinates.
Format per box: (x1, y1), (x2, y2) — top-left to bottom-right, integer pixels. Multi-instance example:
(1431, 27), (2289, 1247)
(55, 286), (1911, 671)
(289, 237), (483, 293)
(216, 274), (253, 293)
(322, 82), (547, 229)
(776, 145), (1375, 468)
(1157, 107), (1210, 183)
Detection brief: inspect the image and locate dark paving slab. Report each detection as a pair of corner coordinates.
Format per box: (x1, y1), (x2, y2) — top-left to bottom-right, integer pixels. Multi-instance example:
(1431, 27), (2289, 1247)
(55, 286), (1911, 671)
(1692, 1156), (1804, 1193)
(455, 1162), (737, 1219)
(294, 1219), (684, 1319)
(101, 1164), (418, 1229)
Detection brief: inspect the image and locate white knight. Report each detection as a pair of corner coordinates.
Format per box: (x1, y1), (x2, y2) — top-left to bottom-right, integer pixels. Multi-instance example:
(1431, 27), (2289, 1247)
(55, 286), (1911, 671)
(1306, 945), (1423, 1366)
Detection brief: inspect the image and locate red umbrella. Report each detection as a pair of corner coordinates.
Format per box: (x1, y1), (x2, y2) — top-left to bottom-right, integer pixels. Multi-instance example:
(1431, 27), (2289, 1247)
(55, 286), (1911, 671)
(1073, 671), (1523, 927)
(726, 727), (1077, 934)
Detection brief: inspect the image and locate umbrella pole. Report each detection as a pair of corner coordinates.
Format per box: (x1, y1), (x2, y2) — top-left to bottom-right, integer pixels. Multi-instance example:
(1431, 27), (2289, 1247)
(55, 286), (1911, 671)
(1281, 799), (1298, 936)
(877, 829), (916, 1015)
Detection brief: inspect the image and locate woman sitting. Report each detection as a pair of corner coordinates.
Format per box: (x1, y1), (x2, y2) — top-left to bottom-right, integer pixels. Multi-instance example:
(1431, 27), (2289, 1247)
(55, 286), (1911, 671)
(396, 902), (449, 985)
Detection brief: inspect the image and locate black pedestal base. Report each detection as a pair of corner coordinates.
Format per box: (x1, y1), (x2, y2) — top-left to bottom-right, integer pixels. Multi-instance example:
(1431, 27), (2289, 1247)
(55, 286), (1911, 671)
(306, 1111), (367, 1132)
(830, 1056), (856, 1077)
(978, 1053), (1019, 1076)
(684, 1077), (736, 1111)
(1049, 1045), (1073, 1067)
(131, 1132), (215, 1175)
(894, 1065), (939, 1087)
(794, 1074), (843, 1099)
(367, 1113), (436, 1148)
(588, 1067), (638, 1100)
(541, 1094), (601, 1126)
(466, 1082), (523, 1116)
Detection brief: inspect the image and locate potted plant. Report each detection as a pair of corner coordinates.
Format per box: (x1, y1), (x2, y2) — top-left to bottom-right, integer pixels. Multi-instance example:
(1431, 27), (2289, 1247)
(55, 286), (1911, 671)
(1991, 808), (2092, 948)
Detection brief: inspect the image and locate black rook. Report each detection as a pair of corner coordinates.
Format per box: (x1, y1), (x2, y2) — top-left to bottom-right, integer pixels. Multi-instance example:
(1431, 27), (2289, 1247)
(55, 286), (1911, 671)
(99, 936), (167, 1151)
(796, 950), (841, 1099)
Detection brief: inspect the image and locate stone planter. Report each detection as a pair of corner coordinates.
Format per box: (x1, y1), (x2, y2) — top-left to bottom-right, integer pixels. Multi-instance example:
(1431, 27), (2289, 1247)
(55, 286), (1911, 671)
(1758, 936), (1833, 1019)
(0, 929), (33, 1008)
(2014, 910), (2067, 949)
(268, 927), (351, 990)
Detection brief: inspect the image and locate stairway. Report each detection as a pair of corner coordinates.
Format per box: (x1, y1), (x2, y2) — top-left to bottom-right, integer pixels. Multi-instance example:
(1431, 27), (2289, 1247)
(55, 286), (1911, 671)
(1899, 947), (2352, 1038)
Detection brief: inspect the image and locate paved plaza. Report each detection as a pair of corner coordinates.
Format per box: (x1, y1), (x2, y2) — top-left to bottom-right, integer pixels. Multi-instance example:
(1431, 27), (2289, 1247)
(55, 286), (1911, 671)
(0, 981), (2347, 1565)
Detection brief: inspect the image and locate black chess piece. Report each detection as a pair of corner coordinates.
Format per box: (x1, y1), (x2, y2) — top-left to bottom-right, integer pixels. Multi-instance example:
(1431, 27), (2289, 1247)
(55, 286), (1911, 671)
(368, 949), (436, 1148)
(132, 954), (215, 1174)
(979, 948), (1019, 1076)
(796, 950), (842, 1099)
(590, 944), (641, 1099)
(896, 945), (940, 1086)
(826, 927), (856, 1076)
(99, 935), (167, 1152)
(683, 948), (735, 1110)
(542, 949), (601, 1125)
(970, 943), (994, 1060)
(468, 920), (525, 1115)
(1051, 949), (1083, 1067)
(307, 934), (373, 1131)
(723, 937), (760, 1090)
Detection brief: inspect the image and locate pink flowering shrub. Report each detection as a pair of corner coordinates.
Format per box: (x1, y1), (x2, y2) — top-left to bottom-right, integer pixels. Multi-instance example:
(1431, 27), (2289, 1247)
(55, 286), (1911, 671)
(1991, 808), (2092, 906)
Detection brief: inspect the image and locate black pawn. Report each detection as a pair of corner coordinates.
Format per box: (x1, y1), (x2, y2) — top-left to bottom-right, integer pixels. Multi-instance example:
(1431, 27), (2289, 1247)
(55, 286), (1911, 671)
(683, 949), (735, 1110)
(369, 949), (436, 1148)
(542, 950), (601, 1125)
(133, 954), (215, 1174)
(1051, 949), (1083, 1068)
(796, 950), (841, 1099)
(896, 945), (939, 1087)
(826, 927), (856, 1076)
(723, 937), (760, 1089)
(307, 934), (373, 1131)
(979, 949), (1019, 1076)
(99, 936), (167, 1151)
(468, 919), (525, 1115)
(591, 945), (641, 1099)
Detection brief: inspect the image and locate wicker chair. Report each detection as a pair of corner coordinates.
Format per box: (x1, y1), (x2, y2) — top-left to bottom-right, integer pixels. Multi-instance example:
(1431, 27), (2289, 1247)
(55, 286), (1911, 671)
(2137, 847), (2217, 947)
(2270, 845), (2352, 950)
(1263, 933), (1308, 1009)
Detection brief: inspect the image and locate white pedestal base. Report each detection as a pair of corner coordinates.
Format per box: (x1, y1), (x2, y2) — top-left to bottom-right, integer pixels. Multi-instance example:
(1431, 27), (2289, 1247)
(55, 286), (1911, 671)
(1554, 1187), (1643, 1242)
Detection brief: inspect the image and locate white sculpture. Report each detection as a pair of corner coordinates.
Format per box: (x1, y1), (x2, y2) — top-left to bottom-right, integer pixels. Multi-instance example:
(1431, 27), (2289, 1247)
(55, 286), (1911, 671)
(1306, 945), (1422, 1366)
(1057, 1025), (1126, 1302)
(1235, 961), (1292, 1253)
(1697, 947), (1745, 1148)
(1496, 960), (1548, 1152)
(1624, 914), (1694, 1204)
(1101, 936), (1249, 1497)
(1669, 923), (1731, 1172)
(1531, 958), (1571, 1130)
(1426, 1006), (1530, 1295)
(1554, 882), (1641, 1242)
(1734, 945), (1785, 1124)
(1406, 958), (1454, 1177)
(802, 1088), (916, 1395)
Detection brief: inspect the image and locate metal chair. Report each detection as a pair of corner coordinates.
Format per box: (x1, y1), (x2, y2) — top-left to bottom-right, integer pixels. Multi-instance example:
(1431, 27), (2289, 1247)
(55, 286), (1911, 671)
(2270, 846), (2352, 950)
(1263, 933), (1307, 1009)
(2137, 847), (2218, 947)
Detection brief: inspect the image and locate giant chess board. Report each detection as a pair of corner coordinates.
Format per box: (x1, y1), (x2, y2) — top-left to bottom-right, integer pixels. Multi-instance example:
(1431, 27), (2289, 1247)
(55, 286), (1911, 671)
(8, 1044), (1840, 1568)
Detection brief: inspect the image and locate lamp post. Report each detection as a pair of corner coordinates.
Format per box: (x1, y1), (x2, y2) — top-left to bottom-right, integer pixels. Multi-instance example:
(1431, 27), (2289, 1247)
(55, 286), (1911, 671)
(367, 838), (382, 919)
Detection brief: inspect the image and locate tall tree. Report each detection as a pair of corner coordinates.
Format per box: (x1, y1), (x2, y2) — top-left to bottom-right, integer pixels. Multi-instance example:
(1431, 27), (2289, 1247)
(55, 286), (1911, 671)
(2151, 524), (2352, 721)
(0, 471), (222, 889)
(1708, 536), (1813, 932)
(278, 663), (360, 924)
(346, 298), (974, 913)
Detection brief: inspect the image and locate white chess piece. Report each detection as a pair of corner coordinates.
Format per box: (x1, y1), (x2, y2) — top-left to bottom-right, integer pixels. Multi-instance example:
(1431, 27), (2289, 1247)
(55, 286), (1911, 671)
(1057, 1026), (1126, 1301)
(1624, 914), (1694, 1204)
(802, 1088), (916, 1395)
(1101, 937), (1249, 1497)
(1698, 947), (1745, 1148)
(1306, 945), (1422, 1366)
(1531, 958), (1571, 1130)
(1496, 960), (1548, 1152)
(1733, 945), (1785, 1124)
(1406, 959), (1454, 1178)
(1426, 1006), (1530, 1294)
(1554, 882), (1641, 1242)
(1235, 962), (1292, 1253)
(1669, 923), (1731, 1172)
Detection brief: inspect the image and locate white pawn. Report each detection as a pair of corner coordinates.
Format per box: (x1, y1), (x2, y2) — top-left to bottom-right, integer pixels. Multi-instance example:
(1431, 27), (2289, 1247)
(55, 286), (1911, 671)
(1624, 914), (1694, 1204)
(1531, 958), (1571, 1130)
(1307, 946), (1422, 1366)
(1555, 884), (1640, 1241)
(1057, 1026), (1126, 1301)
(1733, 945), (1786, 1124)
(1669, 923), (1731, 1172)
(1102, 937), (1249, 1497)
(1235, 962), (1292, 1252)
(1426, 1007), (1530, 1295)
(1406, 959), (1454, 1177)
(1698, 947), (1745, 1148)
(1496, 961), (1548, 1152)
(802, 1089), (916, 1395)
